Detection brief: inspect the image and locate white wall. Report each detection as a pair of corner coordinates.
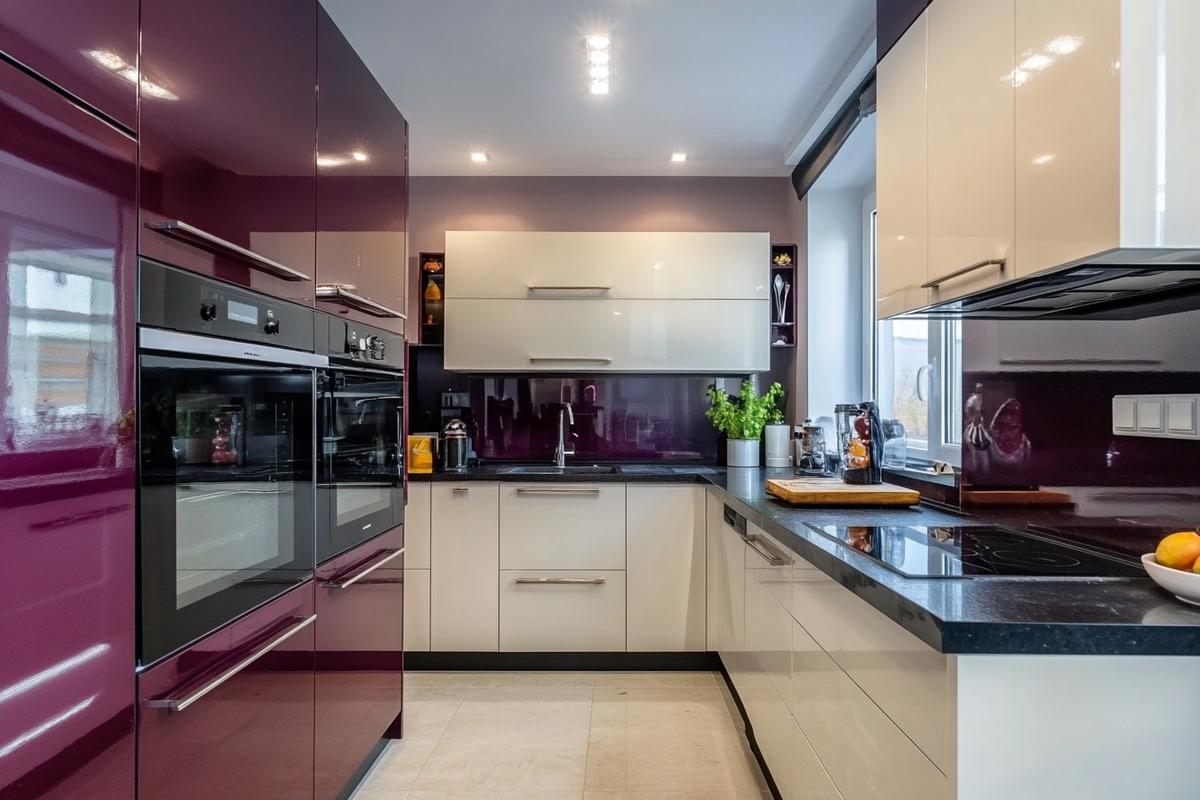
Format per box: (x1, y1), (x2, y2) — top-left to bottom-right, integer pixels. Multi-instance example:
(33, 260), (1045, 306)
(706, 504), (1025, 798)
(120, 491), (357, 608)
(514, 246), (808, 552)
(805, 188), (867, 418)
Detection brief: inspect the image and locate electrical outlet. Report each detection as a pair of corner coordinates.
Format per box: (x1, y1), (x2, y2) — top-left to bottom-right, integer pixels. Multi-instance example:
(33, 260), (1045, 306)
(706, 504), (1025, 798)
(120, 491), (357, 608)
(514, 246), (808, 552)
(1113, 394), (1200, 439)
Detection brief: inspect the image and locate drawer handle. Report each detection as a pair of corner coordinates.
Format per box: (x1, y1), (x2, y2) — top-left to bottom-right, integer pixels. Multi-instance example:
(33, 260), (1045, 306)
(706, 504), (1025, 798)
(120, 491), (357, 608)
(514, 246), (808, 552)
(316, 284), (406, 319)
(743, 533), (791, 566)
(145, 220), (312, 282)
(515, 577), (606, 585)
(322, 548), (404, 589)
(528, 357), (613, 364)
(527, 285), (611, 292)
(451, 486), (470, 492)
(921, 258), (1005, 289)
(144, 614), (316, 712)
(515, 487), (602, 494)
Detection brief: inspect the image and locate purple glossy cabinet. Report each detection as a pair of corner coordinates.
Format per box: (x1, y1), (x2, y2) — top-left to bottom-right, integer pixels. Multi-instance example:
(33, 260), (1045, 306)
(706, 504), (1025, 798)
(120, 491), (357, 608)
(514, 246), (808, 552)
(0, 0), (139, 129)
(139, 0), (317, 306)
(138, 584), (315, 800)
(0, 60), (137, 799)
(316, 6), (409, 334)
(315, 526), (404, 800)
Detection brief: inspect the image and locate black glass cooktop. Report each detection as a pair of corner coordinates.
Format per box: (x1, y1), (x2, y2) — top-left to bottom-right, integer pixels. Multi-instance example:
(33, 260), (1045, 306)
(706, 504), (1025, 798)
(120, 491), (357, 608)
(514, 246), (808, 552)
(802, 524), (1145, 578)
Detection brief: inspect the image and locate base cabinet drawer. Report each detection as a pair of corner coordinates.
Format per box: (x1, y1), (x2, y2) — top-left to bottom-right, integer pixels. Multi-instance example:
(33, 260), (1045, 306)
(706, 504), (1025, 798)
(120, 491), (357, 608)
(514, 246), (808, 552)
(499, 571), (626, 652)
(500, 483), (626, 570)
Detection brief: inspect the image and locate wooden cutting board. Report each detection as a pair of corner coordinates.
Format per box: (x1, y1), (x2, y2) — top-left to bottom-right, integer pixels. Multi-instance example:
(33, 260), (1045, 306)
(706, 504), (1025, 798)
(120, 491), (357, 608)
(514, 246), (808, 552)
(765, 477), (920, 506)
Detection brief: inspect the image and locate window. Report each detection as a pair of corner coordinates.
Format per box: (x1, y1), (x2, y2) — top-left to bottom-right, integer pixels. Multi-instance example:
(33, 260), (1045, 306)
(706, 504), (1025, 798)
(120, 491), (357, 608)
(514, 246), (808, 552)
(866, 203), (962, 467)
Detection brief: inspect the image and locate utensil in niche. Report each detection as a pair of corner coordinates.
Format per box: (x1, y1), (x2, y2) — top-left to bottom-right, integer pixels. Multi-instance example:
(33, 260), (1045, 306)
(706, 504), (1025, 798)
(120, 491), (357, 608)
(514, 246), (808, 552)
(773, 273), (784, 323)
(781, 281), (790, 324)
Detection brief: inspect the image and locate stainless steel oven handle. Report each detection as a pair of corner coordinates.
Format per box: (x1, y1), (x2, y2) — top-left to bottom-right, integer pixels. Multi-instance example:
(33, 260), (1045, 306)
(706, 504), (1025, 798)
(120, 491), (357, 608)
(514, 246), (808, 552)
(139, 328), (329, 368)
(514, 577), (606, 585)
(324, 548), (404, 590)
(743, 534), (791, 566)
(144, 614), (316, 712)
(145, 220), (312, 282)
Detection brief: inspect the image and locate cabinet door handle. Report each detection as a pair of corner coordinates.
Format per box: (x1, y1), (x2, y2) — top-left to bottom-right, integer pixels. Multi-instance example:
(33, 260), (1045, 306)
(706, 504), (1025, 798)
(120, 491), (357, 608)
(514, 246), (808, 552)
(316, 284), (406, 319)
(527, 285), (611, 292)
(451, 486), (470, 492)
(514, 577), (606, 585)
(528, 357), (613, 364)
(921, 258), (1005, 289)
(743, 534), (791, 566)
(322, 548), (404, 589)
(144, 615), (316, 712)
(515, 487), (602, 495)
(144, 220), (312, 282)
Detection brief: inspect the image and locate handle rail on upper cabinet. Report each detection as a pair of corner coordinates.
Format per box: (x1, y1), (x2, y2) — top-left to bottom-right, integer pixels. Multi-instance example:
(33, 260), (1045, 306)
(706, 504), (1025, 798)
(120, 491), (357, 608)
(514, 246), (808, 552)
(528, 357), (613, 365)
(144, 614), (317, 712)
(526, 285), (611, 293)
(322, 548), (405, 590)
(144, 220), (312, 281)
(921, 258), (1006, 289)
(316, 284), (406, 318)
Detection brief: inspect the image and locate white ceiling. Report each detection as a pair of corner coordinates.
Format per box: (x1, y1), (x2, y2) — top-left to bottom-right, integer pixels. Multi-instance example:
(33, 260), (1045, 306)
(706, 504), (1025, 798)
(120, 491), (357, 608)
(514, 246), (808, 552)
(320, 0), (876, 177)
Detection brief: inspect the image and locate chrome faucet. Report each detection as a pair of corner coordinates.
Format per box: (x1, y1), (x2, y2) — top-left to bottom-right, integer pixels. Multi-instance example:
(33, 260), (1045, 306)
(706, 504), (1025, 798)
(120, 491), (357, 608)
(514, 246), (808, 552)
(554, 403), (575, 467)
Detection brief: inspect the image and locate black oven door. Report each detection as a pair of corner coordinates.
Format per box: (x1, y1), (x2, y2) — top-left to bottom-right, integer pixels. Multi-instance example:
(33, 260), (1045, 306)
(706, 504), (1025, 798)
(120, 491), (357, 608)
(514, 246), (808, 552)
(316, 367), (404, 564)
(138, 346), (315, 667)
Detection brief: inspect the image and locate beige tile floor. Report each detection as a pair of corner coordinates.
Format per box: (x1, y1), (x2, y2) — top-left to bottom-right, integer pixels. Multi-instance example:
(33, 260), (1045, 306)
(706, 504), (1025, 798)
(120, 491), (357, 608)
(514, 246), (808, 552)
(351, 671), (773, 800)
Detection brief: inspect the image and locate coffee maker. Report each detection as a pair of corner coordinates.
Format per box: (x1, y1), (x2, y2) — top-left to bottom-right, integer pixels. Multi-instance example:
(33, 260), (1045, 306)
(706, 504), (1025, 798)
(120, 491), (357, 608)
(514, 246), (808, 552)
(834, 402), (884, 485)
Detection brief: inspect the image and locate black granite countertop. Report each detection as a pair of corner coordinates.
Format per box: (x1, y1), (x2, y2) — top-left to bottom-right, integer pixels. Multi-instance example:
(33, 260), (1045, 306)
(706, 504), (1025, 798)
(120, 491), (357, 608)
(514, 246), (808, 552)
(409, 464), (1200, 656)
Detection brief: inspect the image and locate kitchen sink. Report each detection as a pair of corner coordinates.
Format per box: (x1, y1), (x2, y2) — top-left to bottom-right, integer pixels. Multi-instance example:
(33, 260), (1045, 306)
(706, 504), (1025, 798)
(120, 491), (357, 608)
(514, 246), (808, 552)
(497, 465), (619, 475)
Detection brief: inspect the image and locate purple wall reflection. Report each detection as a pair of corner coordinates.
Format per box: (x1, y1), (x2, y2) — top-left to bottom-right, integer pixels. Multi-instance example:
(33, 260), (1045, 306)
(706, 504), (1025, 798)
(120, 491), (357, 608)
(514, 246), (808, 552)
(459, 375), (729, 463)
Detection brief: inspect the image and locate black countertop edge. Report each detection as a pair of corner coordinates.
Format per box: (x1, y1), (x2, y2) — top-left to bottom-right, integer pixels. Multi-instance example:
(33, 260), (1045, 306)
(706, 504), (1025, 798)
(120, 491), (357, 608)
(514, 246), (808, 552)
(407, 465), (1200, 656)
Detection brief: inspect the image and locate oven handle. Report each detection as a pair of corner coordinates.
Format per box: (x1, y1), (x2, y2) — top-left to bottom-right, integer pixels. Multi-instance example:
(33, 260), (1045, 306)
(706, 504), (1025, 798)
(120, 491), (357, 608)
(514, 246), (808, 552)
(322, 548), (404, 590)
(316, 481), (400, 489)
(139, 328), (329, 368)
(144, 615), (316, 712)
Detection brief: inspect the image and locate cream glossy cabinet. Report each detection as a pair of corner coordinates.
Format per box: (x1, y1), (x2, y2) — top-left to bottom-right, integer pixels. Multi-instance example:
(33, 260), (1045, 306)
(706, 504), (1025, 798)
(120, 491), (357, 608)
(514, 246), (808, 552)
(429, 482), (499, 651)
(443, 231), (770, 373)
(626, 486), (706, 652)
(403, 484), (431, 652)
(706, 494), (746, 660)
(926, 0), (1016, 305)
(499, 570), (626, 652)
(444, 298), (768, 373)
(876, 8), (930, 318)
(499, 484), (626, 570)
(445, 231), (769, 300)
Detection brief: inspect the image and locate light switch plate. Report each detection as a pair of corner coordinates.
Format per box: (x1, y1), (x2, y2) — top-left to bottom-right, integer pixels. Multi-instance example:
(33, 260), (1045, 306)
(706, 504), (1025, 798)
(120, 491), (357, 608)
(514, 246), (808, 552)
(1114, 394), (1200, 439)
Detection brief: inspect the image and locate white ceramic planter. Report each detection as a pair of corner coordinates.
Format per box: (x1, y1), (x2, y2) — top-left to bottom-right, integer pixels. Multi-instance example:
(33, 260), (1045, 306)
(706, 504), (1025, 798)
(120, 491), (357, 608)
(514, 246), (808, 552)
(764, 424), (791, 468)
(727, 438), (760, 468)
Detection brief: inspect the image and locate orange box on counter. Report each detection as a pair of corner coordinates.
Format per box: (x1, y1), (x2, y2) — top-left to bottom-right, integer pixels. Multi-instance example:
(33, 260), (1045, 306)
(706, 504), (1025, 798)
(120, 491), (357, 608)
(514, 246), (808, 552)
(407, 435), (434, 473)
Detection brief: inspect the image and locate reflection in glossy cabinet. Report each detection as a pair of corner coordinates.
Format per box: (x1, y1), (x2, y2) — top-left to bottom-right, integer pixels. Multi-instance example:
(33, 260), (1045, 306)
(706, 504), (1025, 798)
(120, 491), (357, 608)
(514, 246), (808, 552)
(926, 0), (1015, 303)
(1015, 0), (1121, 277)
(0, 0), (139, 128)
(315, 528), (404, 800)
(315, 6), (409, 333)
(875, 9), (930, 318)
(0, 60), (137, 800)
(138, 0), (316, 305)
(137, 585), (315, 800)
(429, 483), (499, 651)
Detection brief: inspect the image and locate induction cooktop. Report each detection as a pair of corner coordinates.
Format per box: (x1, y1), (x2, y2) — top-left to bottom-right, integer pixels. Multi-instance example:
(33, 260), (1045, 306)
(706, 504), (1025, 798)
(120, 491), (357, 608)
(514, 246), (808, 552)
(802, 524), (1145, 578)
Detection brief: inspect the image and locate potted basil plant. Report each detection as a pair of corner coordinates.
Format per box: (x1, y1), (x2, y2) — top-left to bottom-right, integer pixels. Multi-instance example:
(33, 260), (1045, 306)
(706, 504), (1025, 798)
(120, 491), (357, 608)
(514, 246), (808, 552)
(706, 380), (785, 467)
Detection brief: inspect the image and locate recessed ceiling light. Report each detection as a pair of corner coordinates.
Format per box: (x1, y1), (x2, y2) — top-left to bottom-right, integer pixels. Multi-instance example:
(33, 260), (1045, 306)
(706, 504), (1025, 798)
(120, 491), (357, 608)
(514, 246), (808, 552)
(590, 80), (610, 95)
(587, 35), (610, 49)
(585, 32), (613, 94)
(590, 65), (609, 79)
(352, 151), (369, 162)
(671, 152), (688, 163)
(470, 152), (489, 163)
(1033, 154), (1055, 165)
(588, 49), (610, 66)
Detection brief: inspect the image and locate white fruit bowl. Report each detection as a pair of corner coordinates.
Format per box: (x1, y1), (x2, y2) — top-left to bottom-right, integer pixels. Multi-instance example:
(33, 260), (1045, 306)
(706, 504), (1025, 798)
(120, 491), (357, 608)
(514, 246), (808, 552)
(1141, 553), (1200, 606)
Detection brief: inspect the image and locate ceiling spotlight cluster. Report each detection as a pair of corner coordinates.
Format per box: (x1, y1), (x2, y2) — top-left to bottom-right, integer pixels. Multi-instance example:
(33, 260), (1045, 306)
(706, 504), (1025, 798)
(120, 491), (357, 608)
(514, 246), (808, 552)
(83, 49), (177, 100)
(587, 34), (611, 95)
(317, 150), (370, 168)
(1004, 34), (1083, 87)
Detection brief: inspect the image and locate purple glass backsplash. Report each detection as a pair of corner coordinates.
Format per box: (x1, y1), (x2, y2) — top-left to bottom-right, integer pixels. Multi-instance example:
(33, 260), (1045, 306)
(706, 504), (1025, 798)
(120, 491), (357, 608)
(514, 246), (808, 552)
(958, 313), (1200, 547)
(460, 376), (729, 462)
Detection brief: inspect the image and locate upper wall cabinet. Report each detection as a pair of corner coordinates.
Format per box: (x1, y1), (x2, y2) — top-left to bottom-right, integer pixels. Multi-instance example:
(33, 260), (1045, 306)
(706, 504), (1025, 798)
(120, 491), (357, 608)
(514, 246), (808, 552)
(314, 6), (409, 334)
(0, 0), (139, 129)
(875, 9), (930, 318)
(443, 231), (770, 373)
(445, 232), (769, 301)
(926, 0), (1015, 306)
(139, 0), (317, 306)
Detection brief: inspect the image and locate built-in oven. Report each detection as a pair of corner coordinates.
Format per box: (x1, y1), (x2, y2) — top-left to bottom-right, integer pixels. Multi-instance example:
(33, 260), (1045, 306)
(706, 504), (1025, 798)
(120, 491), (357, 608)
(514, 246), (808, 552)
(315, 313), (405, 564)
(137, 260), (325, 667)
